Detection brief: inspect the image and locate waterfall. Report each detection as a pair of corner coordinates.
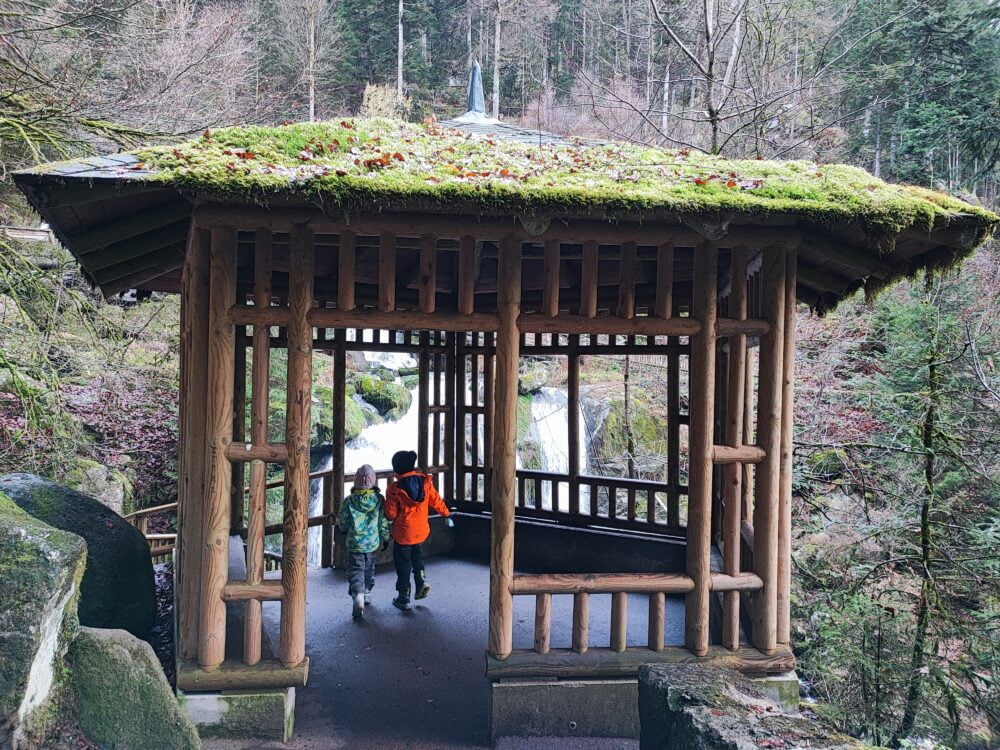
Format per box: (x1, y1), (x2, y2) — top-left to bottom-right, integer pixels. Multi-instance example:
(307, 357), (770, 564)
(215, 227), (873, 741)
(527, 387), (588, 510)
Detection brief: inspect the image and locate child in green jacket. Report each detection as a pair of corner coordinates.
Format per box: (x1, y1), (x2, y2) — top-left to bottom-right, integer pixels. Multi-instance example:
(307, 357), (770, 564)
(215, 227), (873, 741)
(337, 464), (391, 618)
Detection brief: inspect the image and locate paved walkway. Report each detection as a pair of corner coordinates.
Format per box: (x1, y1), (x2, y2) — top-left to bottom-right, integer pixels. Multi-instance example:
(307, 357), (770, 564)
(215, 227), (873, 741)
(204, 557), (676, 749)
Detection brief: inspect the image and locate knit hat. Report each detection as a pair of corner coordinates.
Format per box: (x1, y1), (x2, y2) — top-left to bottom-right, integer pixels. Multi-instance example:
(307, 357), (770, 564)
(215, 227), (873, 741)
(353, 464), (377, 491)
(391, 450), (418, 475)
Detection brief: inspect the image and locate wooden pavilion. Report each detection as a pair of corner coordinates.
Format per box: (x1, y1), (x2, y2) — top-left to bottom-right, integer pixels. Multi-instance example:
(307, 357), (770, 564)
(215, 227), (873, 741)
(14, 117), (996, 732)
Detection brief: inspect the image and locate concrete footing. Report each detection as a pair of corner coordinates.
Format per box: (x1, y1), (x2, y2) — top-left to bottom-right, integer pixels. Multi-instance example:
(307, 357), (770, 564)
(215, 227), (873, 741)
(180, 686), (295, 742)
(490, 678), (640, 741)
(750, 670), (801, 712)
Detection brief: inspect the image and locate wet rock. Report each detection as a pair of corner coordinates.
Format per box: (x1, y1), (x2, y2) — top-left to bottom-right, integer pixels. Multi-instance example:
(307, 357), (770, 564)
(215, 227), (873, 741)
(518, 357), (561, 394)
(68, 628), (199, 750)
(0, 491), (87, 748)
(638, 664), (881, 750)
(0, 474), (155, 639)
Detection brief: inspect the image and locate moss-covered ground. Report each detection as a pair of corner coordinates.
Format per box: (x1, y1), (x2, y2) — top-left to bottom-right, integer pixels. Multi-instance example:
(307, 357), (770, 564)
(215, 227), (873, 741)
(118, 118), (998, 241)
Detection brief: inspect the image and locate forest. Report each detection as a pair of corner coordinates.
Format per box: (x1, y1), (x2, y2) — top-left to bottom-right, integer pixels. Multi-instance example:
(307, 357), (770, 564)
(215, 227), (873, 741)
(1, 0), (998, 746)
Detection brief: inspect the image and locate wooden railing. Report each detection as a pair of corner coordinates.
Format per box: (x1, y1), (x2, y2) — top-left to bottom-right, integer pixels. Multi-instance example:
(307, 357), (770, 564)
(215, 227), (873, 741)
(124, 502), (178, 563)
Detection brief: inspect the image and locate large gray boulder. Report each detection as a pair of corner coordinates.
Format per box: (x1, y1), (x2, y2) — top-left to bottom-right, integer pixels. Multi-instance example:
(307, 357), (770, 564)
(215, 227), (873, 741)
(638, 664), (879, 750)
(0, 491), (87, 748)
(60, 459), (133, 516)
(0, 474), (155, 639)
(68, 628), (199, 750)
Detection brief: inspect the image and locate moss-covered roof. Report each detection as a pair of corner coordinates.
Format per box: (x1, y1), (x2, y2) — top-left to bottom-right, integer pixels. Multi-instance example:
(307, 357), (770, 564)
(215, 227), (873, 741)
(116, 118), (995, 241)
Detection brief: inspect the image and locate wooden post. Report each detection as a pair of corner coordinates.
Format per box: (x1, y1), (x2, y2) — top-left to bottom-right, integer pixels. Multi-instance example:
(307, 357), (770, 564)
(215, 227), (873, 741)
(572, 592), (590, 653)
(567, 334), (580, 515)
(379, 231), (396, 312)
(458, 235), (476, 315)
(198, 225), (237, 669)
(325, 329), (346, 569)
(543, 238), (560, 317)
(777, 248), (797, 645)
(742, 352), (756, 521)
(534, 593), (551, 654)
(580, 239), (598, 318)
(338, 230), (356, 311)
(483, 333), (495, 503)
(723, 248), (749, 650)
(231, 327), (247, 533)
(751, 247), (786, 655)
(419, 233), (437, 313)
(487, 236), (521, 660)
(280, 225), (315, 668)
(618, 241), (636, 319)
(245, 228), (273, 665)
(654, 242), (674, 319)
(179, 226), (210, 661)
(418, 331), (430, 468)
(611, 591), (628, 652)
(685, 242), (718, 657)
(444, 331), (457, 501)
(667, 341), (681, 527)
(648, 592), (665, 651)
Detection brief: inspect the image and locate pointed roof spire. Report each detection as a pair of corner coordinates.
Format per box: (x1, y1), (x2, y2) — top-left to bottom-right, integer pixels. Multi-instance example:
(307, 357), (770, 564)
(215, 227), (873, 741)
(467, 61), (485, 114)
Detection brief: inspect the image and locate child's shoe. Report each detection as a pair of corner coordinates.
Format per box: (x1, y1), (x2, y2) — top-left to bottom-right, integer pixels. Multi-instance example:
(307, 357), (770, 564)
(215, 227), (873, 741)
(352, 592), (365, 619)
(415, 581), (430, 600)
(364, 588), (372, 605)
(392, 588), (411, 611)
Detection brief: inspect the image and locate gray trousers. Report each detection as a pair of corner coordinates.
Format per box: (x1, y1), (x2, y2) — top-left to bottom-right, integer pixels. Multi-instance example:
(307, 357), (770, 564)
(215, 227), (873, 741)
(347, 551), (377, 596)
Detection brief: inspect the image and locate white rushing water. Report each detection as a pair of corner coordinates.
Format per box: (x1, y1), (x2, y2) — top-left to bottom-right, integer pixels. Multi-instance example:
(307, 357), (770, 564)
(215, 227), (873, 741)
(528, 387), (589, 510)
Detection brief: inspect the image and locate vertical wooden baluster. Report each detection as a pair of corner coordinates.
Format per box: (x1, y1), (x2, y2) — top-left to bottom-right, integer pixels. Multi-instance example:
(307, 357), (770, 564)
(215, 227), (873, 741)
(543, 238), (560, 318)
(280, 224), (314, 668)
(611, 591), (628, 652)
(419, 233), (437, 313)
(568, 334), (581, 515)
(487, 236), (521, 660)
(337, 230), (355, 311)
(534, 593), (551, 654)
(455, 334), (467, 501)
(418, 331), (430, 468)
(618, 241), (636, 319)
(628, 487), (637, 521)
(742, 351), (756, 522)
(445, 331), (456, 500)
(470, 344), (480, 503)
(648, 592), (665, 651)
(458, 235), (476, 315)
(231, 326), (247, 533)
(685, 241), (718, 657)
(379, 231), (396, 312)
(723, 248), (749, 650)
(667, 337), (681, 527)
(572, 592), (590, 653)
(778, 247), (797, 645)
(752, 246), (787, 655)
(327, 328), (346, 569)
(179, 226), (210, 660)
(655, 242), (674, 319)
(199, 225), (236, 669)
(483, 333), (495, 504)
(580, 239), (598, 318)
(245, 227), (272, 665)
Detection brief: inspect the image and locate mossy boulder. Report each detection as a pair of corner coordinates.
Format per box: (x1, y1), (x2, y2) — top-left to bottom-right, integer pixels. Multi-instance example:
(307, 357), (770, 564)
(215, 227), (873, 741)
(0, 492), (87, 748)
(60, 459), (133, 516)
(518, 357), (560, 394)
(68, 627), (199, 750)
(355, 374), (412, 420)
(0, 474), (155, 639)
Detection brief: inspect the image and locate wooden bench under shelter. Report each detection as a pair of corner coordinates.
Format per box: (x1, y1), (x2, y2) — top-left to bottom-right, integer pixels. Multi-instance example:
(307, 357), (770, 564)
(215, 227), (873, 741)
(14, 112), (996, 732)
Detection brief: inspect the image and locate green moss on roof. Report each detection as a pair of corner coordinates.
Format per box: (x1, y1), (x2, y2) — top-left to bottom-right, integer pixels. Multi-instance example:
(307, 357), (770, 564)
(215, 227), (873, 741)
(128, 118), (995, 239)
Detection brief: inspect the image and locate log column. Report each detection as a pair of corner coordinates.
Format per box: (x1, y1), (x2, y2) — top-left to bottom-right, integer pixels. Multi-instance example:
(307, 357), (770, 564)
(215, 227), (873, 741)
(325, 328), (346, 569)
(279, 225), (315, 668)
(488, 236), (521, 660)
(777, 247), (797, 645)
(751, 246), (787, 655)
(199, 225), (237, 669)
(179, 226), (210, 661)
(685, 241), (718, 657)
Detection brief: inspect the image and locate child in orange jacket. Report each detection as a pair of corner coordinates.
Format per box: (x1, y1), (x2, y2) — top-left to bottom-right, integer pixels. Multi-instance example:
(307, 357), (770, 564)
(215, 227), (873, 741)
(384, 450), (452, 610)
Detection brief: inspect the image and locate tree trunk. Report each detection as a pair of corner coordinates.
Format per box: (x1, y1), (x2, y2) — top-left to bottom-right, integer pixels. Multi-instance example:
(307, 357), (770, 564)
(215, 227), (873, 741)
(397, 0), (405, 96)
(307, 7), (316, 121)
(492, 0), (501, 118)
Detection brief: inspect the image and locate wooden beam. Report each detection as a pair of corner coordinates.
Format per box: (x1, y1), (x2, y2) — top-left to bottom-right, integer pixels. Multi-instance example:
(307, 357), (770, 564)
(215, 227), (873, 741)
(279, 225), (315, 668)
(419, 233), (437, 313)
(458, 235), (476, 315)
(222, 580), (285, 601)
(685, 241), (718, 657)
(178, 226), (210, 661)
(654, 242), (674, 319)
(512, 572), (694, 594)
(73, 201), (192, 255)
(580, 240), (598, 317)
(99, 252), (185, 298)
(86, 220), (190, 272)
(198, 225), (237, 669)
(378, 231), (396, 312)
(487, 236), (521, 660)
(225, 442), (288, 463)
(752, 247), (787, 655)
(778, 248), (797, 645)
(542, 239), (560, 317)
(712, 444), (765, 464)
(618, 241), (637, 319)
(337, 230), (356, 310)
(177, 658), (309, 692)
(485, 646), (795, 680)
